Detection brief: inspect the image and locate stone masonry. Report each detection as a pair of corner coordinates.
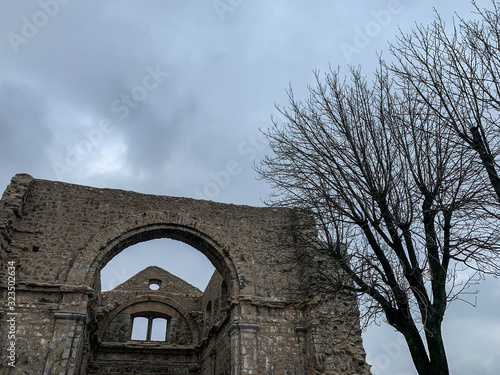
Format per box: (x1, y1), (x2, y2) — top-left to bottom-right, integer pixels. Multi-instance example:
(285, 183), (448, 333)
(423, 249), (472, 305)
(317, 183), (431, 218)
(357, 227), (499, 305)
(0, 174), (370, 374)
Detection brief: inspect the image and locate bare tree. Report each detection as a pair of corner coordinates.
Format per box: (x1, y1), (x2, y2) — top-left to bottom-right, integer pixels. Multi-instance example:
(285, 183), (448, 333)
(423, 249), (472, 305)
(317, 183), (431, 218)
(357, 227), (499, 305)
(256, 64), (500, 375)
(390, 1), (500, 202)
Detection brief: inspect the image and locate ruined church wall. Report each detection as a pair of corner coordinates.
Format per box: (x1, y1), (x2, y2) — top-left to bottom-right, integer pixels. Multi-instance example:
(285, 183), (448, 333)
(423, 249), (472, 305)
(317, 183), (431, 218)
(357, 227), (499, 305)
(0, 174), (370, 375)
(3, 175), (302, 298)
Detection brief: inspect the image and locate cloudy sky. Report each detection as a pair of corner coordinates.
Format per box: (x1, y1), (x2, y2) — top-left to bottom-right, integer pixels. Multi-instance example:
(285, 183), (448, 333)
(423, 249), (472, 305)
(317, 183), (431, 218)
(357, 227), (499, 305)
(1, 0), (499, 373)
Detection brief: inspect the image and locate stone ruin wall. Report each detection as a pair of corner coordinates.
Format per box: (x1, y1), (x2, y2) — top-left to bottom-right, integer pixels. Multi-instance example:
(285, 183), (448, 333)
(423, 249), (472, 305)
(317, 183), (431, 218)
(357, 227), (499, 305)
(0, 173), (370, 374)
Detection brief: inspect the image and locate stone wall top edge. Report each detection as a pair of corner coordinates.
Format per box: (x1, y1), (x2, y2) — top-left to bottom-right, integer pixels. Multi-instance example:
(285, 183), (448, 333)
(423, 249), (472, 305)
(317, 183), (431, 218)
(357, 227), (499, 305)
(19, 174), (294, 216)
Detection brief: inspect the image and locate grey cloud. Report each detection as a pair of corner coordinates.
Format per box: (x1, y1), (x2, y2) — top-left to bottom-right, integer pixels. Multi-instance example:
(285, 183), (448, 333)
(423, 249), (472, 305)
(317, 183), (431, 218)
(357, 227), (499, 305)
(0, 81), (54, 173)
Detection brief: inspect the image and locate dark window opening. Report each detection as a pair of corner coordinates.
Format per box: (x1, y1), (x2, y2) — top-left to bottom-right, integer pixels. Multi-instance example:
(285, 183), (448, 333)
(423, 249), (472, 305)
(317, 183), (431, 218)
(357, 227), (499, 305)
(220, 281), (228, 307)
(204, 301), (212, 335)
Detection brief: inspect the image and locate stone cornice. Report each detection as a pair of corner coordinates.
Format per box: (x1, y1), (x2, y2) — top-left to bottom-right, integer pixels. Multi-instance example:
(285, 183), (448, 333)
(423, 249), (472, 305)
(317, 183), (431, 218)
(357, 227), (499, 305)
(227, 322), (260, 336)
(53, 311), (88, 323)
(295, 320), (318, 334)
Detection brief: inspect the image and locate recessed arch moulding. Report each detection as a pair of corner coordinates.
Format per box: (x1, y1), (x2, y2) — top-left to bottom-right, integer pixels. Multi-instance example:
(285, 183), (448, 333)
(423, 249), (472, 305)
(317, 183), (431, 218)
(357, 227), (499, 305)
(0, 174), (370, 375)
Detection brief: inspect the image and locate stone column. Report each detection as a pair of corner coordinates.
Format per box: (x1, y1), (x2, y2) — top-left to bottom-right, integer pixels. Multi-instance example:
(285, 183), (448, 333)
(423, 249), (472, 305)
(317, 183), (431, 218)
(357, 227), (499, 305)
(42, 311), (88, 375)
(295, 320), (319, 375)
(227, 322), (259, 375)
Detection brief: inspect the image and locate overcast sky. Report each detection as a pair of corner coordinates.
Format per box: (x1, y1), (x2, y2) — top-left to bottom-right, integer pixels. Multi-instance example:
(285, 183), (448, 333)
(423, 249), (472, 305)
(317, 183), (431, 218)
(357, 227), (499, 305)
(1, 1), (499, 374)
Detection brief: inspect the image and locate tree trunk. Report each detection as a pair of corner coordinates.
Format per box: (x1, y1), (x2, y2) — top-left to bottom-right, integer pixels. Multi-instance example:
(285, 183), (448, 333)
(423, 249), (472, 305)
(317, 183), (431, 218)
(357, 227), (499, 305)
(395, 317), (450, 375)
(427, 325), (449, 375)
(395, 321), (431, 375)
(404, 334), (431, 375)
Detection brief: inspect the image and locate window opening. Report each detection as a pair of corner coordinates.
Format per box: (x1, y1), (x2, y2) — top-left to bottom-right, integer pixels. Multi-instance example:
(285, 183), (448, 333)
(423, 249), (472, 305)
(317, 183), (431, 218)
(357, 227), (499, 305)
(131, 316), (148, 340)
(148, 279), (161, 290)
(221, 281), (228, 306)
(204, 301), (212, 335)
(151, 318), (168, 341)
(131, 315), (169, 342)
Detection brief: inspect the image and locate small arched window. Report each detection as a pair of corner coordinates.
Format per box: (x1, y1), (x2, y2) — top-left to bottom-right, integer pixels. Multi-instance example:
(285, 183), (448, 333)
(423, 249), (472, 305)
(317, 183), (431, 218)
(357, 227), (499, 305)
(220, 281), (228, 307)
(204, 301), (212, 335)
(219, 280), (229, 320)
(131, 316), (149, 340)
(131, 314), (169, 341)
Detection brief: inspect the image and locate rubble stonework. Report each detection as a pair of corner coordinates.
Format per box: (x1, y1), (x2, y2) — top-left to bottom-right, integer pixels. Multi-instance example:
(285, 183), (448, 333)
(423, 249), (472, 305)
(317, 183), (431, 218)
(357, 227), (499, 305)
(0, 174), (370, 374)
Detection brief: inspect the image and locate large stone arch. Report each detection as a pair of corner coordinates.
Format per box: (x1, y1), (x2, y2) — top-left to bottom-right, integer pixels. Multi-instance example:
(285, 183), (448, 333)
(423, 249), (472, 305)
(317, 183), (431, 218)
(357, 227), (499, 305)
(66, 210), (240, 296)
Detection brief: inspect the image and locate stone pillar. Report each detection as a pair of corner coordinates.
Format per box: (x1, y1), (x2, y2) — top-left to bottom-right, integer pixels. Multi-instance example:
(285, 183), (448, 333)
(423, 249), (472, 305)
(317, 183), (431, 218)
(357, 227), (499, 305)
(42, 311), (88, 375)
(227, 322), (259, 375)
(295, 320), (319, 375)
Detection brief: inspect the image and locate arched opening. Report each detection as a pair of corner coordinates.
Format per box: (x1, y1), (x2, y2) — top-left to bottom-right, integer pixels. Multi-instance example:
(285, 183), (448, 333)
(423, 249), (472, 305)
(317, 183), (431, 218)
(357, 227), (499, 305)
(150, 317), (168, 341)
(130, 316), (149, 340)
(70, 217), (240, 373)
(100, 238), (215, 292)
(221, 280), (228, 305)
(204, 301), (213, 336)
(99, 238), (218, 345)
(79, 221), (239, 298)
